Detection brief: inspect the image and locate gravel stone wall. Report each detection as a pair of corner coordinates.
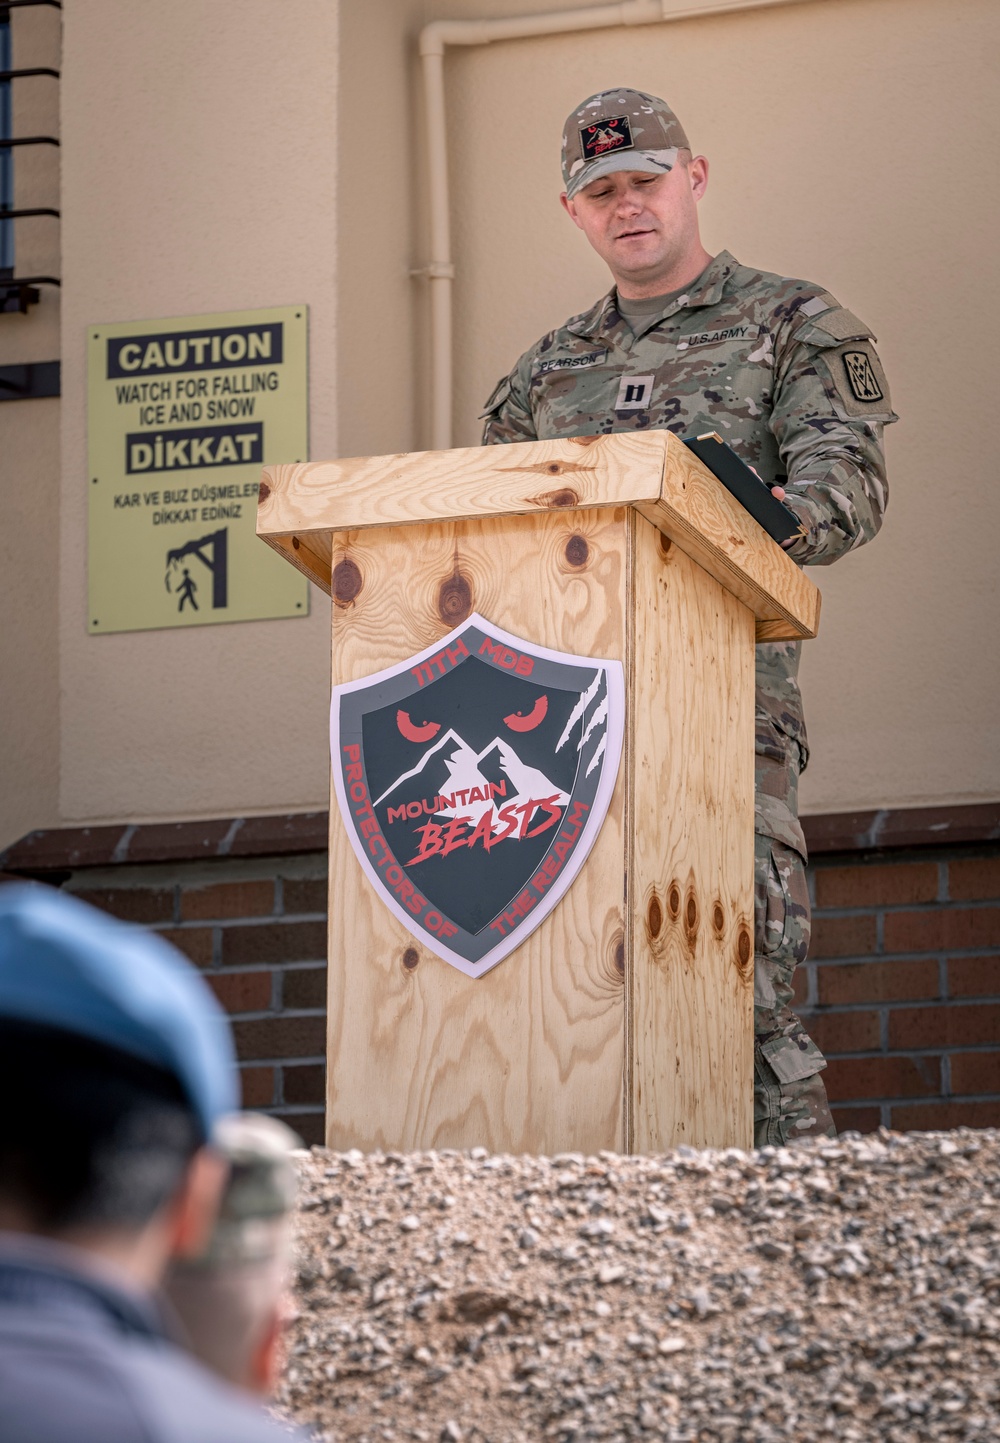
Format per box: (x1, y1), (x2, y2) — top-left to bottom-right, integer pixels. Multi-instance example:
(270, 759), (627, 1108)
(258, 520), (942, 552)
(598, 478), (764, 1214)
(279, 1130), (999, 1443)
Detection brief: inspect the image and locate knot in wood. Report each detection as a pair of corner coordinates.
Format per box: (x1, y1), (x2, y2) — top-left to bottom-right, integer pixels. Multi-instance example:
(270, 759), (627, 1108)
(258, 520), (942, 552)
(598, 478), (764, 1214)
(646, 893), (663, 940)
(292, 535), (301, 550)
(684, 892), (699, 950)
(258, 481), (270, 503)
(667, 884), (681, 920)
(564, 534), (589, 568)
(614, 935), (625, 976)
(736, 927), (753, 982)
(549, 487), (578, 508)
(657, 531), (672, 558)
(437, 569), (472, 624)
(712, 902), (725, 934)
(332, 556), (363, 606)
(402, 948), (419, 972)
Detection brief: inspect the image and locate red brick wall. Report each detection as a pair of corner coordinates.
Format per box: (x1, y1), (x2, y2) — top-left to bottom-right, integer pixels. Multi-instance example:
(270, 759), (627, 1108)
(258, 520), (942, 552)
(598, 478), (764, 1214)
(68, 864), (330, 1145)
(5, 821), (997, 1145)
(800, 850), (1000, 1134)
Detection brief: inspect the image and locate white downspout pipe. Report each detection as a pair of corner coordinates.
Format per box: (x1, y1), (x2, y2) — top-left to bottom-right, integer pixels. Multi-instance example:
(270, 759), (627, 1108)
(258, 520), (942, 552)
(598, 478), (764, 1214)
(417, 0), (830, 449)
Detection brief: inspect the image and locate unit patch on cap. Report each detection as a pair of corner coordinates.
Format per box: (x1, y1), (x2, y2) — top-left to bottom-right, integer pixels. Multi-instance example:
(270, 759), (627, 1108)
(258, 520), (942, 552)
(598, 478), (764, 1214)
(580, 115), (633, 161)
(842, 350), (884, 404)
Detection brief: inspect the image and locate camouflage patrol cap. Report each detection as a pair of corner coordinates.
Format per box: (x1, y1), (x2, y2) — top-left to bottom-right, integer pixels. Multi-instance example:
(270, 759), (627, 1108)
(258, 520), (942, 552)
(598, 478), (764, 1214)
(182, 1112), (302, 1268)
(562, 89), (690, 199)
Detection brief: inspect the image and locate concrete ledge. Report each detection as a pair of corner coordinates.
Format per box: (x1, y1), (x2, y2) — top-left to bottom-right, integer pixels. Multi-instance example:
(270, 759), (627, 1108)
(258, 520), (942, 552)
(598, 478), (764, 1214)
(0, 812), (329, 876)
(2, 802), (998, 876)
(802, 802), (1000, 855)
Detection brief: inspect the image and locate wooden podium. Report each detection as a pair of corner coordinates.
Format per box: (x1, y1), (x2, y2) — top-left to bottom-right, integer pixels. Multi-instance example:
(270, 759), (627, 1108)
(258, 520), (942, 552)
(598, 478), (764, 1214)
(257, 431), (819, 1155)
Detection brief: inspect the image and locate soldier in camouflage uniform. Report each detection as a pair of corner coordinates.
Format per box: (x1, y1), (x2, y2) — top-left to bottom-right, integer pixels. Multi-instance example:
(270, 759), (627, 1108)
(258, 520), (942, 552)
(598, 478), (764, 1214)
(481, 88), (897, 1147)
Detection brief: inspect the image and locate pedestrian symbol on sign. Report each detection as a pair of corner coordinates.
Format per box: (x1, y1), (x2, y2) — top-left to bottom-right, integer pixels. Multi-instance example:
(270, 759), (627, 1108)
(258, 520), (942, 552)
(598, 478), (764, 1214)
(165, 529), (228, 610)
(176, 569), (198, 612)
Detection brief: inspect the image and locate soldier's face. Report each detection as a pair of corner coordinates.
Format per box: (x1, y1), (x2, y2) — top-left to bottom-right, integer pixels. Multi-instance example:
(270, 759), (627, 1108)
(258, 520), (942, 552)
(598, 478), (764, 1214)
(561, 159), (708, 293)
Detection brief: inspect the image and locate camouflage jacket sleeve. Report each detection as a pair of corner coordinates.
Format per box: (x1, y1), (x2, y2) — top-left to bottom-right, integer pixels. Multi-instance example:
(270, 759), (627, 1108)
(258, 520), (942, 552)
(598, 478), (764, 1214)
(770, 301), (897, 567)
(480, 350), (539, 444)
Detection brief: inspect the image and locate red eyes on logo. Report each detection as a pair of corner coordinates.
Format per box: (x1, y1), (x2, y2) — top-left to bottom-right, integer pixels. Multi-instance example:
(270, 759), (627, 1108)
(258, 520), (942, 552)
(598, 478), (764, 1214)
(502, 695), (548, 732)
(395, 695), (549, 741)
(396, 711), (441, 743)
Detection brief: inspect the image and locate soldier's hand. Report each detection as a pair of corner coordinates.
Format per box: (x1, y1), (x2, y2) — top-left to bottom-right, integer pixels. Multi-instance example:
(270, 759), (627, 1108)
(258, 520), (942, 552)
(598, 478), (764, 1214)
(768, 484), (798, 548)
(747, 462), (801, 552)
(750, 468), (798, 551)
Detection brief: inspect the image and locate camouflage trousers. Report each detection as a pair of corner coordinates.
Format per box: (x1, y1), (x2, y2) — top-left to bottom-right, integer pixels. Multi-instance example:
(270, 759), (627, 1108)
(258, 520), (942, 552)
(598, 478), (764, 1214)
(753, 830), (837, 1148)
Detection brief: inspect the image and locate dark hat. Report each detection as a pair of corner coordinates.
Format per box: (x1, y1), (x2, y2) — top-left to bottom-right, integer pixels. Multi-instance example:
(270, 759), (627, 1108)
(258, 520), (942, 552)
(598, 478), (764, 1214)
(562, 88), (690, 199)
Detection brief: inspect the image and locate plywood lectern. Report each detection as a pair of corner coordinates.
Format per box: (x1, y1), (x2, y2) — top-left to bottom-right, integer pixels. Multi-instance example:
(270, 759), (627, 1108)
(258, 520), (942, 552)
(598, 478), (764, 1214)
(257, 431), (820, 1155)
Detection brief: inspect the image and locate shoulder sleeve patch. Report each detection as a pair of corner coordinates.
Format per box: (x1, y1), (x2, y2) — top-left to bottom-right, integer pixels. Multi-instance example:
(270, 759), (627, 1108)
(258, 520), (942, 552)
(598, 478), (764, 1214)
(815, 339), (896, 420)
(478, 374), (513, 420)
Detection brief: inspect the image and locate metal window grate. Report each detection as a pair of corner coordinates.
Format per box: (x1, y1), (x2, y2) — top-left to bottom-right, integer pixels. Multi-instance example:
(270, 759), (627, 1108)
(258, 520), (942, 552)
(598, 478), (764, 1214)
(0, 14), (12, 271)
(0, 0), (61, 313)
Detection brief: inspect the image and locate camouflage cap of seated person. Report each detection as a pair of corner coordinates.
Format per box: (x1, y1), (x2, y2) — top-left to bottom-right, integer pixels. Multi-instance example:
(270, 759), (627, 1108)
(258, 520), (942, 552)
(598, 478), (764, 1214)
(176, 1112), (302, 1269)
(562, 88), (690, 199)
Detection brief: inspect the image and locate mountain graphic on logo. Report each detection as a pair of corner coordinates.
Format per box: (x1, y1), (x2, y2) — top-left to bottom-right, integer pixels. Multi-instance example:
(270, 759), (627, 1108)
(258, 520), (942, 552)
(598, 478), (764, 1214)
(373, 731), (569, 835)
(332, 615), (625, 971)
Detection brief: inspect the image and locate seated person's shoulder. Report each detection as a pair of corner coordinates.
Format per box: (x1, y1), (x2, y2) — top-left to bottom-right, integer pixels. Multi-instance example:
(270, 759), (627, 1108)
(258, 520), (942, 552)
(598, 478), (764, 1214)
(128, 1336), (304, 1443)
(0, 1307), (301, 1443)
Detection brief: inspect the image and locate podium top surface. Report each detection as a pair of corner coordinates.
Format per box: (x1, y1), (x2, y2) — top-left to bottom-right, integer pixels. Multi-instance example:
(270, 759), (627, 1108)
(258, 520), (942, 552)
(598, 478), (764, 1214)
(257, 431), (819, 640)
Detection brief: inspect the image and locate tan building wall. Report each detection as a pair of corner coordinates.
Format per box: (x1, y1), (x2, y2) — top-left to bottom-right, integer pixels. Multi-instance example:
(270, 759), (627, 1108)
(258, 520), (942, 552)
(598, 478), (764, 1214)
(2, 0), (996, 848)
(0, 1), (61, 848)
(442, 0), (999, 817)
(0, 396), (60, 847)
(55, 0), (340, 831)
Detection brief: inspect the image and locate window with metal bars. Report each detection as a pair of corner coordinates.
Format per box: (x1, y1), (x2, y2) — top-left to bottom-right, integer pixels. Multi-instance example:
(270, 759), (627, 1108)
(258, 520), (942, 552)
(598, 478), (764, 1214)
(0, 0), (61, 315)
(0, 12), (12, 274)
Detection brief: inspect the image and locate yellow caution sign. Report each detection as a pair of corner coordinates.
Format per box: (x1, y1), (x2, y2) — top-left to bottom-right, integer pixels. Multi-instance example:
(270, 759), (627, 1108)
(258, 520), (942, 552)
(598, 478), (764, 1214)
(87, 305), (309, 633)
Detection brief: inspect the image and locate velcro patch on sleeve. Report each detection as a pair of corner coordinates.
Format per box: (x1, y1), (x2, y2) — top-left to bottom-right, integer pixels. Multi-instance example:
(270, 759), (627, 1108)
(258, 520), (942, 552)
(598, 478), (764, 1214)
(803, 306), (874, 344)
(843, 350), (884, 403)
(815, 339), (894, 419)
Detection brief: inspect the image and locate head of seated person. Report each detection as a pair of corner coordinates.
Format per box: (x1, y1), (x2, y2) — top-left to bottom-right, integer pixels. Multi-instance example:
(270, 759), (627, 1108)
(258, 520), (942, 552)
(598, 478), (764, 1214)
(0, 883), (236, 1289)
(164, 1112), (301, 1396)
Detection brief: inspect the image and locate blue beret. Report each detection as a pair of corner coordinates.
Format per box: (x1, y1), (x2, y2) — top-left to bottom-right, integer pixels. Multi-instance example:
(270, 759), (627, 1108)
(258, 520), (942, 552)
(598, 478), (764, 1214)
(0, 883), (238, 1137)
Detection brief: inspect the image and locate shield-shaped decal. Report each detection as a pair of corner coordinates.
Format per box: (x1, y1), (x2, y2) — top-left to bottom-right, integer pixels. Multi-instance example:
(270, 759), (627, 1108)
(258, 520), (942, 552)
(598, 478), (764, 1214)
(331, 614), (624, 977)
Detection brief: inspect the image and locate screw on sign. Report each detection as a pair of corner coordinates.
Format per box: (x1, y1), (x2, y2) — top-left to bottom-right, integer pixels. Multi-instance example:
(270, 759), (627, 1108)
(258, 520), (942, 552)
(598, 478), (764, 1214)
(330, 615), (624, 976)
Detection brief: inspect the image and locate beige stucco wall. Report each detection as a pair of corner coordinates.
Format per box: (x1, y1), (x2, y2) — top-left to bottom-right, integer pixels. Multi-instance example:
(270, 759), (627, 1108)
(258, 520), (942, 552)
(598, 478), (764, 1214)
(0, 3), (61, 849)
(4, 0), (995, 844)
(0, 398), (61, 849)
(57, 0), (339, 826)
(336, 0), (423, 461)
(439, 0), (1000, 815)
